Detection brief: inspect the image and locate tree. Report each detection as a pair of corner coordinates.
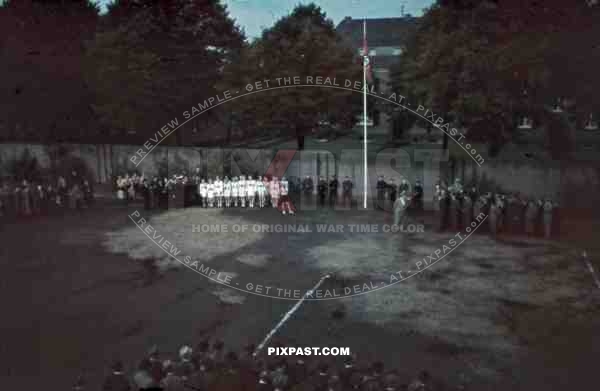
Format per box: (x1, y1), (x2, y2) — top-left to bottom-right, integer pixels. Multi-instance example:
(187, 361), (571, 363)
(84, 0), (245, 144)
(0, 0), (100, 142)
(391, 0), (600, 157)
(219, 3), (363, 150)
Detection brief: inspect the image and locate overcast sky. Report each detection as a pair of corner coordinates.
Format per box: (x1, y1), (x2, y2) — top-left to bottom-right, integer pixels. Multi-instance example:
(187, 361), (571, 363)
(96, 0), (434, 39)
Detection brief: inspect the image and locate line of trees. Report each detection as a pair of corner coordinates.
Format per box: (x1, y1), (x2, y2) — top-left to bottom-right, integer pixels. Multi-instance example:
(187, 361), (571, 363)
(390, 0), (600, 158)
(2, 0), (598, 155)
(1, 1), (366, 149)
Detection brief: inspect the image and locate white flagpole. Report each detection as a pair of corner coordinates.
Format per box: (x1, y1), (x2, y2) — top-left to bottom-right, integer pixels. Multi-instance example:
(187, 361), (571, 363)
(363, 19), (368, 209)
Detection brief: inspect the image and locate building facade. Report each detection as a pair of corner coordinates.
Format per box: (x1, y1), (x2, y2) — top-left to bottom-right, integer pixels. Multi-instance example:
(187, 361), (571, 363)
(336, 16), (419, 136)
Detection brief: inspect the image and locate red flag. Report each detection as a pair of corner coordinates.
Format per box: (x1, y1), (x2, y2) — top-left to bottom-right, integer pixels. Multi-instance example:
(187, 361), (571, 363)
(363, 20), (373, 83)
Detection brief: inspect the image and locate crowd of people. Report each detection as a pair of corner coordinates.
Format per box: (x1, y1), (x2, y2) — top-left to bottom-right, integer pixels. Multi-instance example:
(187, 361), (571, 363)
(114, 172), (361, 212)
(431, 178), (560, 238)
(82, 340), (443, 391)
(112, 172), (560, 239)
(0, 170), (94, 218)
(374, 175), (560, 239)
(114, 173), (298, 215)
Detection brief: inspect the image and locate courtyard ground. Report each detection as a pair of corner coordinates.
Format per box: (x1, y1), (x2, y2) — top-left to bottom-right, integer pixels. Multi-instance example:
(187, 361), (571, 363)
(0, 200), (599, 390)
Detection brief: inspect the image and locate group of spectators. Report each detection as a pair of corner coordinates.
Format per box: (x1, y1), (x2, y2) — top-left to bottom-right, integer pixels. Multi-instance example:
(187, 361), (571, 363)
(0, 170), (94, 218)
(84, 340), (443, 391)
(371, 176), (560, 239)
(113, 173), (298, 215)
(431, 178), (560, 238)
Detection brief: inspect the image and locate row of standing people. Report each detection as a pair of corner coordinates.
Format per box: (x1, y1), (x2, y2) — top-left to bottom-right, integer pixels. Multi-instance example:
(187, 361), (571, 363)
(90, 340), (441, 391)
(0, 171), (93, 218)
(433, 179), (559, 238)
(116, 174), (297, 215)
(303, 175), (356, 208)
(117, 173), (361, 210)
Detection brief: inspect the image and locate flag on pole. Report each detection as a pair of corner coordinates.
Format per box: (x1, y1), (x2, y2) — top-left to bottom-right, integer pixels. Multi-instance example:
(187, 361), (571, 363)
(362, 19), (369, 209)
(362, 20), (373, 84)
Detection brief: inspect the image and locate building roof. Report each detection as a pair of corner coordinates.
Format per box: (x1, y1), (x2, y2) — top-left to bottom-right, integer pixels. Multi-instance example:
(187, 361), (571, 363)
(336, 16), (420, 48)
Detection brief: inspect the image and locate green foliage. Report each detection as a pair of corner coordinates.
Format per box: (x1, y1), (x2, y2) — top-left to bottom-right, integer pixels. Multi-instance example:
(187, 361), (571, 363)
(8, 149), (41, 182)
(391, 0), (600, 156)
(219, 3), (363, 149)
(85, 0), (245, 142)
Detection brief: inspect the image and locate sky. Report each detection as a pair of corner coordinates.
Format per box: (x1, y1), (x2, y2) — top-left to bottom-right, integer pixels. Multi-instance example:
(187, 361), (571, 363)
(95, 0), (434, 39)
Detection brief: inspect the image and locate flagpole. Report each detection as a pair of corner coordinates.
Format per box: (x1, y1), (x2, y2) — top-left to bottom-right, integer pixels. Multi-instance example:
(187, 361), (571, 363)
(363, 19), (368, 209)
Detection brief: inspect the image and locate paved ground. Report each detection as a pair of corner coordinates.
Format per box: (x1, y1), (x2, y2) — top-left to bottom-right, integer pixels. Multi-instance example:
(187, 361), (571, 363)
(1, 200), (599, 390)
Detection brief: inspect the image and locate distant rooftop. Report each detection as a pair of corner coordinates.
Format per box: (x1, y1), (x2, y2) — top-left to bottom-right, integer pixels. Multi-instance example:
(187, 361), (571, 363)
(336, 16), (420, 48)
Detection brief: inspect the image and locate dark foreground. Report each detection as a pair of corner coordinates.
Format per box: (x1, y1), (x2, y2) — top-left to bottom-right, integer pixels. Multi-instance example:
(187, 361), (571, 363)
(0, 201), (599, 390)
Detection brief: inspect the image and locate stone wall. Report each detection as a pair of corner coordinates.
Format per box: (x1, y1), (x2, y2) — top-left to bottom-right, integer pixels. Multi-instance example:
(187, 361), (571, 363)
(1, 142), (598, 207)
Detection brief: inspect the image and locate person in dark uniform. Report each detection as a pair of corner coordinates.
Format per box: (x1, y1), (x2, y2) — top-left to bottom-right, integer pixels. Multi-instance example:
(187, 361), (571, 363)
(32, 183), (42, 215)
(468, 185), (478, 203)
(489, 197), (499, 237)
(387, 178), (397, 203)
(413, 179), (423, 211)
(151, 177), (160, 210)
(472, 195), (485, 232)
(20, 179), (32, 216)
(524, 198), (538, 236)
(496, 194), (507, 233)
(461, 191), (472, 228)
(0, 182), (9, 217)
(398, 178), (411, 196)
(302, 175), (313, 195)
(160, 178), (169, 210)
(342, 176), (353, 208)
(102, 360), (131, 391)
(438, 190), (449, 232)
(83, 179), (94, 207)
(308, 362), (330, 391)
(317, 176), (327, 207)
(448, 193), (459, 230)
(543, 198), (554, 239)
(551, 200), (560, 238)
(339, 356), (357, 390)
(72, 375), (86, 391)
(535, 199), (544, 236)
(142, 179), (151, 210)
(376, 176), (386, 210)
(504, 193), (515, 235)
(328, 175), (338, 207)
(511, 194), (523, 235)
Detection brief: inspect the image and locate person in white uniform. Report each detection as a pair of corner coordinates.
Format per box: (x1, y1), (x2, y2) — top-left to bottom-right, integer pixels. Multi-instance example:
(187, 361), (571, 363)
(206, 178), (215, 208)
(199, 178), (208, 208)
(279, 176), (294, 215)
(231, 176), (239, 207)
(215, 176), (223, 208)
(223, 177), (231, 208)
(239, 175), (247, 208)
(270, 176), (280, 208)
(247, 175), (256, 208)
(257, 176), (267, 208)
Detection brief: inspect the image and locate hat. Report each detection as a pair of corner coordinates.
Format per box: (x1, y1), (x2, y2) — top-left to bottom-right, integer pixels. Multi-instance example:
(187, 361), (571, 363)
(179, 345), (193, 359)
(111, 360), (124, 372)
(383, 373), (400, 387)
(148, 345), (159, 357)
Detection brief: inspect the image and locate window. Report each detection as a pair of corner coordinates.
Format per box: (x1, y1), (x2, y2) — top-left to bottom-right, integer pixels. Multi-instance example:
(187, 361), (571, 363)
(392, 48), (402, 55)
(518, 117), (532, 129)
(369, 49), (376, 56)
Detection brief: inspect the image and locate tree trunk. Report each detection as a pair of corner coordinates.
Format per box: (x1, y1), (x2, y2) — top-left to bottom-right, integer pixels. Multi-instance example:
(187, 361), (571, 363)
(297, 135), (305, 150)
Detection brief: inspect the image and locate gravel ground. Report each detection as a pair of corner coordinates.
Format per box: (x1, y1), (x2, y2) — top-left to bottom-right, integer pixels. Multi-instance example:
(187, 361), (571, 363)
(1, 201), (599, 390)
